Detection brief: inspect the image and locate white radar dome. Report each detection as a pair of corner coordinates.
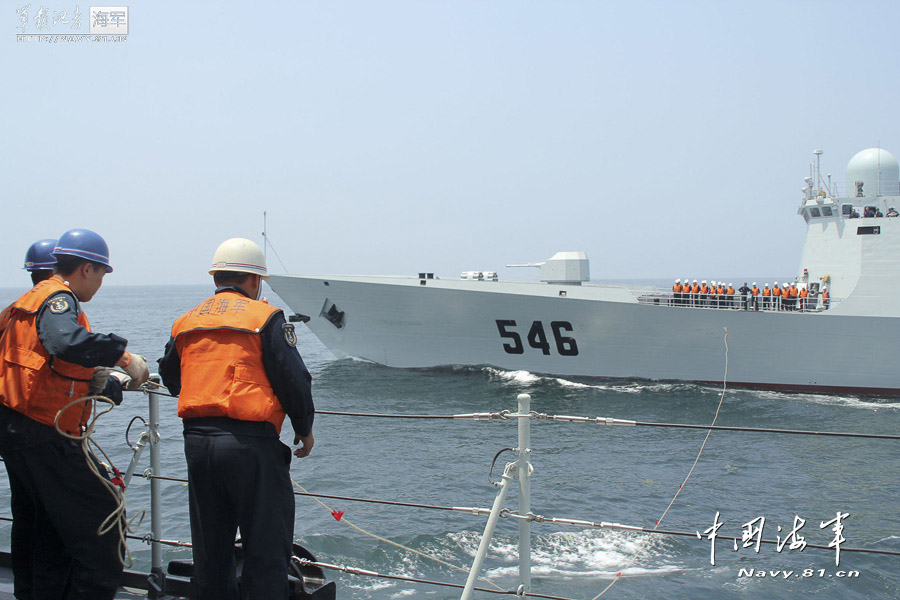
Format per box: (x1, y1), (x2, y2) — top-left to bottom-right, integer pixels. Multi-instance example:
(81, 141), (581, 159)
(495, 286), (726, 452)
(846, 148), (900, 197)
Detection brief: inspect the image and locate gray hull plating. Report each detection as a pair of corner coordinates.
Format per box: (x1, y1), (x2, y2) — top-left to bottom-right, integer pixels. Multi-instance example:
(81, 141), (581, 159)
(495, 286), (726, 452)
(267, 274), (900, 395)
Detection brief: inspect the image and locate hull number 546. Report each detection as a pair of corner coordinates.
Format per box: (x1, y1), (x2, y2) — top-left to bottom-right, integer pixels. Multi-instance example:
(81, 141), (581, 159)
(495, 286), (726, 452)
(495, 320), (579, 356)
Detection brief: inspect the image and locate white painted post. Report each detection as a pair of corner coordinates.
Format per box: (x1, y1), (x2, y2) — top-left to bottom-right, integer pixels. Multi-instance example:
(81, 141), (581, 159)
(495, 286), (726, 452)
(147, 389), (165, 598)
(517, 393), (532, 595)
(460, 463), (515, 600)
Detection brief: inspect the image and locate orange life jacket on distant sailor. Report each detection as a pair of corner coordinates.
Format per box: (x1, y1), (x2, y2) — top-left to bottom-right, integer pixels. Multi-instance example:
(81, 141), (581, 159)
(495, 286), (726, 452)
(790, 287), (799, 298)
(172, 291), (287, 433)
(0, 279), (94, 435)
(727, 286), (735, 295)
(700, 285), (708, 295)
(717, 285), (725, 295)
(673, 284), (682, 294)
(773, 287), (782, 297)
(762, 287), (771, 296)
(751, 286), (759, 296)
(823, 290), (830, 303)
(800, 288), (808, 298)
(691, 284), (699, 294)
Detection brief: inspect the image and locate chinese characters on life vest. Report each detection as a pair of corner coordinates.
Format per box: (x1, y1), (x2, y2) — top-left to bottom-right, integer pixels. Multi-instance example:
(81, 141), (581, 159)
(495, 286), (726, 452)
(697, 511), (850, 566)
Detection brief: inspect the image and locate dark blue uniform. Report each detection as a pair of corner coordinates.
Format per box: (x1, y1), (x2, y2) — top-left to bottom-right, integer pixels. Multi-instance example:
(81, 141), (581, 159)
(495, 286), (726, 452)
(0, 290), (126, 600)
(158, 287), (314, 599)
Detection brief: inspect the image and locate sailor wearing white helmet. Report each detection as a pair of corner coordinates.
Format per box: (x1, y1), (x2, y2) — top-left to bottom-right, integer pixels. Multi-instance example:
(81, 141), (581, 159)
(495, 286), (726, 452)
(158, 238), (316, 600)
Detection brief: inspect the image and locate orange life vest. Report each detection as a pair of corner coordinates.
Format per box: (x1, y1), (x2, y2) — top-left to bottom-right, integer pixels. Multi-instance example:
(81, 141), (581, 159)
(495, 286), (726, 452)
(717, 285), (725, 295)
(0, 302), (12, 335)
(691, 284), (699, 294)
(773, 287), (782, 297)
(673, 284), (682, 294)
(800, 288), (808, 298)
(727, 286), (734, 295)
(751, 286), (759, 296)
(700, 285), (708, 295)
(823, 290), (830, 299)
(172, 291), (286, 432)
(762, 287), (770, 296)
(0, 279), (93, 435)
(790, 287), (799, 298)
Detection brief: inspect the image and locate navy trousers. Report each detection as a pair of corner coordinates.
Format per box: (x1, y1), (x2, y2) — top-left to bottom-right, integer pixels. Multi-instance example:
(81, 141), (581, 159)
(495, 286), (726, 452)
(0, 405), (122, 600)
(183, 417), (294, 600)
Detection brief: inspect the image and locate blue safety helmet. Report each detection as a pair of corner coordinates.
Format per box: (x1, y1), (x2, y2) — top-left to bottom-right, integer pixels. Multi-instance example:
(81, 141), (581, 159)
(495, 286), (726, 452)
(23, 239), (57, 271)
(52, 229), (113, 273)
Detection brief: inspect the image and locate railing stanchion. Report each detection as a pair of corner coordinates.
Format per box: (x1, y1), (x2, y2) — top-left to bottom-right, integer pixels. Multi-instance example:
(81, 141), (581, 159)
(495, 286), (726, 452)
(517, 393), (532, 596)
(460, 463), (514, 600)
(147, 388), (166, 598)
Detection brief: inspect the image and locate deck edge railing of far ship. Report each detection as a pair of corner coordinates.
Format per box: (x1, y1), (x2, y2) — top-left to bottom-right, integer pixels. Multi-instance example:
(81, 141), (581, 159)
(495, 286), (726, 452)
(635, 289), (836, 313)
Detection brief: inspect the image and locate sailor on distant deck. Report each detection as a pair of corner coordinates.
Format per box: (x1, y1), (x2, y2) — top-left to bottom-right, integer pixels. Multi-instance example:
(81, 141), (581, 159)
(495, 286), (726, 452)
(738, 282), (750, 310)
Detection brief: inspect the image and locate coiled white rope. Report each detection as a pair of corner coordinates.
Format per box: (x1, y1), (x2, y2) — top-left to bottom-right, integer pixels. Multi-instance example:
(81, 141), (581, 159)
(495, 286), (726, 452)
(54, 394), (144, 568)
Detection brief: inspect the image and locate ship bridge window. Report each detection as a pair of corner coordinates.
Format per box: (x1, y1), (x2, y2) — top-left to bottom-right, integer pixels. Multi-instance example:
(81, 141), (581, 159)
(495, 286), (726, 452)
(857, 226), (881, 235)
(809, 207), (821, 218)
(842, 204), (853, 217)
(822, 206), (833, 217)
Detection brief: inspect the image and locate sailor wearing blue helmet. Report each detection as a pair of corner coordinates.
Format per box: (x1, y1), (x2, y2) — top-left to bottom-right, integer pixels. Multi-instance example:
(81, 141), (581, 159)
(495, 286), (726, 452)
(0, 228), (149, 600)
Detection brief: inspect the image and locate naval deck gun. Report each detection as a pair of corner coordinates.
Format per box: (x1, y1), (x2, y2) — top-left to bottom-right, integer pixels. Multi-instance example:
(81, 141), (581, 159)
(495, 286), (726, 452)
(506, 251), (590, 285)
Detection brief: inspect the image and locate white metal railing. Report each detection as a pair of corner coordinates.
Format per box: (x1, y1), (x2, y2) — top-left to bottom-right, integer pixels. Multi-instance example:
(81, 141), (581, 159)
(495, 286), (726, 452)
(827, 182), (900, 198)
(4, 384), (899, 599)
(636, 290), (836, 312)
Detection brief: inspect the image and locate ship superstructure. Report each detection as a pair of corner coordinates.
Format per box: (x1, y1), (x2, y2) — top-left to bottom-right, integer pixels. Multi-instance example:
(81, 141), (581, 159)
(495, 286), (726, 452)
(268, 148), (900, 395)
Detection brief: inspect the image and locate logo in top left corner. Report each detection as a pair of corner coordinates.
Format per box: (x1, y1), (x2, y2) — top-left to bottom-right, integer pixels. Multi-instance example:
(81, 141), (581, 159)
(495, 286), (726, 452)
(14, 5), (129, 40)
(89, 6), (128, 34)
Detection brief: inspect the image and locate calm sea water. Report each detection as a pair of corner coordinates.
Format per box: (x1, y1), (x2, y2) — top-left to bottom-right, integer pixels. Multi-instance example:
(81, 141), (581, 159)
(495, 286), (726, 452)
(0, 284), (898, 600)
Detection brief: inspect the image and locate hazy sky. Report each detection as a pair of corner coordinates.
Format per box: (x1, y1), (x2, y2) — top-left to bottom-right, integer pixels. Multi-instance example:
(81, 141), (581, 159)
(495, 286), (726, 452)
(2, 1), (899, 288)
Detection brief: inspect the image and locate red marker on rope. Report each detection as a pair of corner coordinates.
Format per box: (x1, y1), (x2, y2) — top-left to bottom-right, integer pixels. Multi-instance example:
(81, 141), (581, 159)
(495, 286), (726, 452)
(331, 510), (344, 521)
(110, 467), (125, 489)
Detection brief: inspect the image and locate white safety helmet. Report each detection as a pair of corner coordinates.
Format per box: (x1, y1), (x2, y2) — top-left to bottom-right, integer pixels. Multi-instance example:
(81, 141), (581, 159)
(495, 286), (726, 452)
(209, 238), (269, 278)
(701, 280), (707, 284)
(675, 278), (681, 283)
(729, 282), (733, 287)
(752, 282), (757, 286)
(783, 283), (788, 288)
(692, 279), (698, 283)
(764, 283), (769, 287)
(774, 281), (779, 285)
